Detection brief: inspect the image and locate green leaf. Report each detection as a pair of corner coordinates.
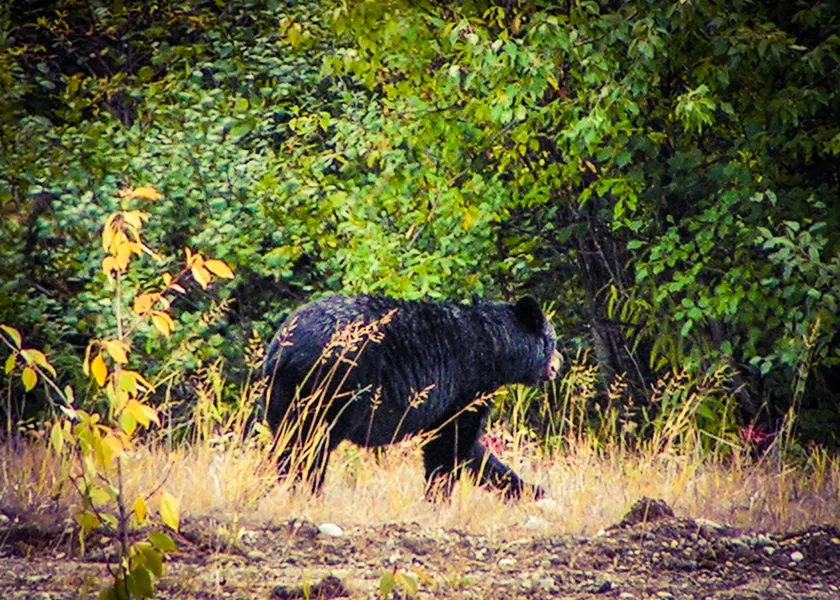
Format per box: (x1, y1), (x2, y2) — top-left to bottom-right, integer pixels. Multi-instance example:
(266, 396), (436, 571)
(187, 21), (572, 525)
(228, 122), (251, 141)
(127, 565), (154, 598)
(148, 530), (177, 552)
(379, 572), (395, 598)
(139, 544), (165, 577)
(98, 587), (117, 600)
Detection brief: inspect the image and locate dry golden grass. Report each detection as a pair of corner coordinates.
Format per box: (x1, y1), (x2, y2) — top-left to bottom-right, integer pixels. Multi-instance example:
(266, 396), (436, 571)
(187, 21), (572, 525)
(3, 425), (838, 538)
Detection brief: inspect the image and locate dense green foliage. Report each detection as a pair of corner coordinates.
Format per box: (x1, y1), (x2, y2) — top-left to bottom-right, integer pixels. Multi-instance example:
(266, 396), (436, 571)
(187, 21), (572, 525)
(1, 0), (838, 444)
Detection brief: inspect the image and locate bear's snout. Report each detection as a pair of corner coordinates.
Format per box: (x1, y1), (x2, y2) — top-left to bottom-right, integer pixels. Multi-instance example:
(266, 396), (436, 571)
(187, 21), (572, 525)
(545, 349), (562, 380)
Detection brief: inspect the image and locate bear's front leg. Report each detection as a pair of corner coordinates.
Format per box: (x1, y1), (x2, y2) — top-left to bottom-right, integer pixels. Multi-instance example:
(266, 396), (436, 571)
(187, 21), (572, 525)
(466, 440), (545, 500)
(421, 411), (543, 500)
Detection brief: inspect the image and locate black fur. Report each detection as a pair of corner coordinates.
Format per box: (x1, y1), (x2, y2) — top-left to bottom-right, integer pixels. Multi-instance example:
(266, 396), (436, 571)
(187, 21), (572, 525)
(264, 295), (559, 499)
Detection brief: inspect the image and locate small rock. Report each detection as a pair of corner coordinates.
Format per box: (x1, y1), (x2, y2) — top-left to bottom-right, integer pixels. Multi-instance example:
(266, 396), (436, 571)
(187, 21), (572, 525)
(318, 522), (344, 538)
(619, 593), (636, 599)
(498, 557), (517, 570)
(790, 551), (804, 562)
(764, 546), (775, 556)
(525, 516), (549, 530)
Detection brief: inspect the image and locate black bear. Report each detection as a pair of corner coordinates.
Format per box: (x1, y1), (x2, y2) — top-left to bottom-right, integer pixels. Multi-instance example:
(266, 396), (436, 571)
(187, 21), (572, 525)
(264, 294), (560, 499)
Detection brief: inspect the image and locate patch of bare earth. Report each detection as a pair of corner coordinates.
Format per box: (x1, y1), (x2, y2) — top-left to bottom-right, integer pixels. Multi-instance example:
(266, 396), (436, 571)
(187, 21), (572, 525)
(2, 499), (839, 599)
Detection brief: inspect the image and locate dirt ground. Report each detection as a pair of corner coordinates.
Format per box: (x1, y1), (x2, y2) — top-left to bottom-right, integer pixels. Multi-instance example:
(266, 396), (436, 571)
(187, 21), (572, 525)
(2, 499), (839, 599)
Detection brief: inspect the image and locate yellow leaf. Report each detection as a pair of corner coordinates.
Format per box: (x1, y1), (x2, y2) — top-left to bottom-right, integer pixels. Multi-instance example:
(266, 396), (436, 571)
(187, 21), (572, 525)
(0, 324), (22, 348)
(120, 370), (152, 393)
(122, 210), (150, 229)
(106, 379), (128, 411)
(119, 371), (138, 393)
(75, 510), (100, 533)
(49, 421), (64, 454)
(204, 259), (234, 279)
(89, 485), (113, 505)
(22, 367), (37, 391)
(21, 348), (57, 377)
(151, 312), (174, 336)
(102, 214), (118, 251)
(63, 385), (75, 406)
(4, 353), (14, 374)
(125, 399), (159, 429)
(191, 265), (211, 289)
(83, 344), (92, 376)
(125, 399), (150, 427)
(110, 229), (128, 254)
(91, 353), (108, 387)
(115, 239), (132, 271)
(129, 186), (163, 201)
(141, 402), (160, 427)
(134, 497), (147, 524)
(410, 567), (436, 586)
(160, 491), (180, 531)
(102, 255), (117, 276)
(120, 371), (137, 394)
(184, 247), (193, 265)
(133, 293), (158, 314)
(96, 434), (123, 468)
(120, 408), (137, 436)
(103, 340), (130, 364)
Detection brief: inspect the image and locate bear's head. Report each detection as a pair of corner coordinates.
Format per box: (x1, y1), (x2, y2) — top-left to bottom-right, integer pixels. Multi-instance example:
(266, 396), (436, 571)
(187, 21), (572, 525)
(513, 296), (562, 382)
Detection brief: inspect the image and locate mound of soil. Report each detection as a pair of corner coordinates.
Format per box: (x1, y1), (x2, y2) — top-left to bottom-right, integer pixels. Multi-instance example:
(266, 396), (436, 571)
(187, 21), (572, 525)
(2, 500), (839, 599)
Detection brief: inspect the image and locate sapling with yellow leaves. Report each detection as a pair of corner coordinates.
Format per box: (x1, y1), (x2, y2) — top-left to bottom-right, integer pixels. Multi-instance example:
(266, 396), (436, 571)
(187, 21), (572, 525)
(1, 185), (234, 599)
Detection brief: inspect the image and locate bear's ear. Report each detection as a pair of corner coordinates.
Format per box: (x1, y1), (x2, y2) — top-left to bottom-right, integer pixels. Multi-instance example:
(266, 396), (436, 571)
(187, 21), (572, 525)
(513, 296), (546, 333)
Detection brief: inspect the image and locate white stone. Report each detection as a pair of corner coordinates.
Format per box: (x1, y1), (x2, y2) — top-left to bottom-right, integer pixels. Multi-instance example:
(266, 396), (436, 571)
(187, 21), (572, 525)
(525, 516), (549, 530)
(790, 550), (804, 562)
(318, 522), (344, 538)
